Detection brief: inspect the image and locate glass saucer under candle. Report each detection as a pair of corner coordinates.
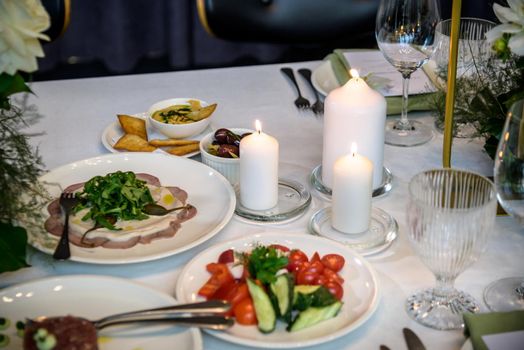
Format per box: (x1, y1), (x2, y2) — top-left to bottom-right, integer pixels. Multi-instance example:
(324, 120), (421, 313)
(235, 178), (311, 223)
(308, 206), (398, 256)
(310, 165), (393, 199)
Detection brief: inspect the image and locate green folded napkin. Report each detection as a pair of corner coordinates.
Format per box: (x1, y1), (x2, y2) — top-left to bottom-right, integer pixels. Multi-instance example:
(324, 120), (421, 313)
(325, 49), (436, 115)
(464, 311), (524, 350)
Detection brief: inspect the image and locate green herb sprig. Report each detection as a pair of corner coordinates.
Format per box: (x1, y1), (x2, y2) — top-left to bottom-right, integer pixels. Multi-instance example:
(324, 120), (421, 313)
(74, 171), (155, 230)
(248, 246), (288, 284)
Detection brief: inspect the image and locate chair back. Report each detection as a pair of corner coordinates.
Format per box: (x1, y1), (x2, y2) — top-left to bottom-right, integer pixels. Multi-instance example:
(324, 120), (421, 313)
(197, 0), (380, 44)
(41, 0), (71, 41)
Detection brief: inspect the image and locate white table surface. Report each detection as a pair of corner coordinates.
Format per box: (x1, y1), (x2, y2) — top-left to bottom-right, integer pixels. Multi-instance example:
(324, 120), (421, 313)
(2, 59), (523, 350)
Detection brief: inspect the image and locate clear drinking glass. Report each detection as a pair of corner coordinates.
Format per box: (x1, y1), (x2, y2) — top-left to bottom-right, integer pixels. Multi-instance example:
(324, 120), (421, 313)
(375, 0), (439, 147)
(484, 99), (524, 311)
(406, 169), (497, 330)
(431, 18), (495, 137)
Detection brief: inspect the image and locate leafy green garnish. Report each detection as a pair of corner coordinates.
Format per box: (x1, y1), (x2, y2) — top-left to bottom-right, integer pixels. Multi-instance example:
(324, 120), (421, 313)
(73, 171), (154, 230)
(248, 245), (288, 285)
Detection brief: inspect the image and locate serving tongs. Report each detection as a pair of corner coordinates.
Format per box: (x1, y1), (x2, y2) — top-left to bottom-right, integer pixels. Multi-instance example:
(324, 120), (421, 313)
(29, 300), (234, 330)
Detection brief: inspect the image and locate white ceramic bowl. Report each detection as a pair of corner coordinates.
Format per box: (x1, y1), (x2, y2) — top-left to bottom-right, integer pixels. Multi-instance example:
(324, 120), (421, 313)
(199, 128), (253, 184)
(148, 98), (214, 139)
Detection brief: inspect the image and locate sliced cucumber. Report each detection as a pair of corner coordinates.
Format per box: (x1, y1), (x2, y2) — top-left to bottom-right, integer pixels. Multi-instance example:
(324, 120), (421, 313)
(293, 285), (337, 311)
(247, 278), (276, 333)
(288, 301), (343, 332)
(269, 273), (294, 322)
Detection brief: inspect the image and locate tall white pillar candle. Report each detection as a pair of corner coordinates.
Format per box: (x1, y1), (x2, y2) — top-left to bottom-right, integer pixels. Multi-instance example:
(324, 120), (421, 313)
(322, 69), (386, 189)
(332, 143), (373, 233)
(239, 120), (279, 210)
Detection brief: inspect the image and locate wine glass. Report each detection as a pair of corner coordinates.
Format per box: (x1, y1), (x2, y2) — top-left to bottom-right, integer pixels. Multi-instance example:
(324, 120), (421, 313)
(484, 99), (524, 312)
(375, 0), (439, 147)
(406, 169), (497, 330)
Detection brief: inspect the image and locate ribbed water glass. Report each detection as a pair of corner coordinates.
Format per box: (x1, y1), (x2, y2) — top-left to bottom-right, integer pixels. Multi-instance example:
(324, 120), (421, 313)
(406, 169), (497, 330)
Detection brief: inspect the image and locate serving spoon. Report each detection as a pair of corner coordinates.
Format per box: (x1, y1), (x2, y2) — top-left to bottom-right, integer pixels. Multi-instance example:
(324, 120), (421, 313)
(29, 300), (233, 330)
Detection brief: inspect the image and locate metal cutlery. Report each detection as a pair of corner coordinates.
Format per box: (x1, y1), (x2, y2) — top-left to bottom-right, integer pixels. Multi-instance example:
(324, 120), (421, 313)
(30, 300), (233, 330)
(280, 67), (310, 110)
(298, 68), (324, 115)
(52, 192), (79, 260)
(403, 327), (427, 350)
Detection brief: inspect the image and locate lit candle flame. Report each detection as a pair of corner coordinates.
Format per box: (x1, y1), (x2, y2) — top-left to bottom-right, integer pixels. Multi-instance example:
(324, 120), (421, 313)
(349, 69), (359, 79)
(255, 119), (262, 134)
(350, 142), (358, 156)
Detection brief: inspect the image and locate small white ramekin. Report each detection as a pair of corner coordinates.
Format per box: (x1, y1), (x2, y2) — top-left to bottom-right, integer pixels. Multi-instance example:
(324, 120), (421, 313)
(199, 128), (253, 184)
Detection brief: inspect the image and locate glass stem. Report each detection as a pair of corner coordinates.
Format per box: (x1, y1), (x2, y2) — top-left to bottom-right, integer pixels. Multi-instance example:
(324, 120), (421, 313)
(434, 275), (456, 298)
(397, 72), (412, 130)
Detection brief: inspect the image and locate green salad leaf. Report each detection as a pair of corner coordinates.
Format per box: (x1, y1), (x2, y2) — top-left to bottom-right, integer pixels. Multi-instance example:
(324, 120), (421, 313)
(248, 245), (288, 284)
(73, 171), (154, 230)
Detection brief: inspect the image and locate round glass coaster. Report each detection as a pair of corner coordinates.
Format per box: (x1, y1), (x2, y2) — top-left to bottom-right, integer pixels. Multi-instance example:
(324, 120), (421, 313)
(308, 206), (398, 256)
(310, 165), (393, 199)
(235, 178), (312, 223)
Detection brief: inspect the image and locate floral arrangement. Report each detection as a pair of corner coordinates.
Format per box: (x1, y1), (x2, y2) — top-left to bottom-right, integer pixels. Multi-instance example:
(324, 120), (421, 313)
(431, 0), (524, 158)
(0, 0), (51, 273)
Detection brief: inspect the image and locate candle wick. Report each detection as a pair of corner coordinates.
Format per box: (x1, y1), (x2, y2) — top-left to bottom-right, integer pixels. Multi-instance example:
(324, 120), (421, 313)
(257, 130), (261, 135)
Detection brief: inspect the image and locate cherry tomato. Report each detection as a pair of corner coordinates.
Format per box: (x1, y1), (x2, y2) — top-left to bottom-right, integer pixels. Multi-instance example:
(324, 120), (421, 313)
(217, 249), (235, 263)
(325, 280), (344, 300)
(287, 249), (309, 272)
(269, 244), (290, 252)
(307, 260), (325, 275)
(314, 274), (328, 286)
(297, 270), (318, 285)
(310, 252), (321, 263)
(234, 297), (257, 325)
(323, 267), (345, 284)
(321, 254), (345, 272)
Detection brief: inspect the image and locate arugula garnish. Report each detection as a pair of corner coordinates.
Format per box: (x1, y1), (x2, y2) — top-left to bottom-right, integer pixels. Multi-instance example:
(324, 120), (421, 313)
(248, 245), (288, 284)
(73, 171), (154, 230)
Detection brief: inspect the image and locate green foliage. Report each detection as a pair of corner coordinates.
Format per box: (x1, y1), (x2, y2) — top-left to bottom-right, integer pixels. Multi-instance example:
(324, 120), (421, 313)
(430, 55), (523, 159)
(0, 73), (31, 110)
(0, 223), (30, 272)
(0, 85), (47, 273)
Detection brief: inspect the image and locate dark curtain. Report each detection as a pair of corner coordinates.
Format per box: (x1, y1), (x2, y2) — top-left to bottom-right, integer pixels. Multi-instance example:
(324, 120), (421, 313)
(38, 0), (293, 75)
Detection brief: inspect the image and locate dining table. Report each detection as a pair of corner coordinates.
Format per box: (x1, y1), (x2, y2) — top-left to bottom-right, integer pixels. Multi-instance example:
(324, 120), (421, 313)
(1, 54), (523, 350)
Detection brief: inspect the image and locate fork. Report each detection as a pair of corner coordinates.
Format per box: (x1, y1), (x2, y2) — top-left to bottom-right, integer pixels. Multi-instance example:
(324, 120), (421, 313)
(298, 68), (324, 115)
(52, 192), (79, 260)
(280, 67), (310, 110)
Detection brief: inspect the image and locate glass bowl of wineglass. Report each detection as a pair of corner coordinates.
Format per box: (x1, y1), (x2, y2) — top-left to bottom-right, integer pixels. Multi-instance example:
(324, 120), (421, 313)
(406, 169), (497, 330)
(484, 98), (524, 312)
(375, 0), (439, 147)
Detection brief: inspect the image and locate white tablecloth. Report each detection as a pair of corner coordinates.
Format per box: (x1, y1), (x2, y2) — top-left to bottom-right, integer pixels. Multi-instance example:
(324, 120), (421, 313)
(2, 60), (523, 350)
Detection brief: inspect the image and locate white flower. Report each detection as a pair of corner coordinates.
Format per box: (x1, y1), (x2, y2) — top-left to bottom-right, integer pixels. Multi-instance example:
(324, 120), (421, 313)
(485, 0), (524, 56)
(0, 0), (50, 75)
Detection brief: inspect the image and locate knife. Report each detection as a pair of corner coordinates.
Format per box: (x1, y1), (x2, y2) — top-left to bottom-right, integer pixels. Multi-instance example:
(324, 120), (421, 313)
(403, 328), (427, 350)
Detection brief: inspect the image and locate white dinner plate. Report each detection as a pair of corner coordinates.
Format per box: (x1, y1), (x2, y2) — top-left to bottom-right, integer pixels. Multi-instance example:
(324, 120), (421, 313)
(101, 112), (213, 158)
(175, 232), (380, 348)
(0, 275), (202, 350)
(31, 153), (235, 264)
